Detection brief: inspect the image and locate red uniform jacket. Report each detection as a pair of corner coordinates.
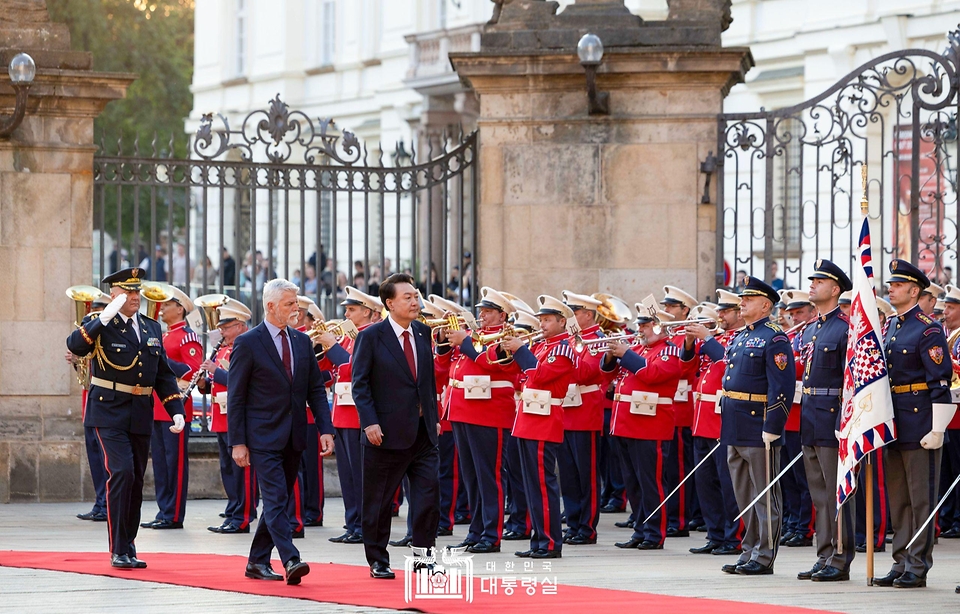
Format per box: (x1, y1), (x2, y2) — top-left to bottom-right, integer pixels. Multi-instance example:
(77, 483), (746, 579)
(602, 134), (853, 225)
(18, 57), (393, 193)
(949, 329), (960, 430)
(317, 322), (373, 430)
(152, 321), (202, 422)
(784, 321), (812, 433)
(438, 325), (519, 430)
(564, 324), (614, 431)
(209, 344), (234, 433)
(502, 333), (576, 444)
(607, 337), (681, 441)
(691, 329), (739, 439)
(671, 332), (695, 428)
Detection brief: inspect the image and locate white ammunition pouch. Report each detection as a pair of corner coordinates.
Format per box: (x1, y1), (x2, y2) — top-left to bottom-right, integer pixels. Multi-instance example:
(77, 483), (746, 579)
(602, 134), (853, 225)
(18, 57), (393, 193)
(674, 379), (690, 403)
(215, 392), (228, 414)
(521, 388), (560, 416)
(629, 391), (659, 416)
(334, 382), (356, 406)
(463, 375), (492, 400)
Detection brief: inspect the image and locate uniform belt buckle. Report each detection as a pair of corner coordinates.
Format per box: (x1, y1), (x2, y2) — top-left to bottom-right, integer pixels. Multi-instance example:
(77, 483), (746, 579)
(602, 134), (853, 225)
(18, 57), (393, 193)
(132, 384), (143, 395)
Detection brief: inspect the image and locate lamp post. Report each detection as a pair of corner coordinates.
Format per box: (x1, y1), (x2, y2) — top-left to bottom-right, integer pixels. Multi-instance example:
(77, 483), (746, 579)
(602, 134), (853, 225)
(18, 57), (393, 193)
(0, 52), (36, 138)
(577, 34), (609, 115)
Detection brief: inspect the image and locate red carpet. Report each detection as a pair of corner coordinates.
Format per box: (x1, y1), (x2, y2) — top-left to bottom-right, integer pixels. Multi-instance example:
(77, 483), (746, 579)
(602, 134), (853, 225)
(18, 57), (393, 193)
(0, 550), (837, 613)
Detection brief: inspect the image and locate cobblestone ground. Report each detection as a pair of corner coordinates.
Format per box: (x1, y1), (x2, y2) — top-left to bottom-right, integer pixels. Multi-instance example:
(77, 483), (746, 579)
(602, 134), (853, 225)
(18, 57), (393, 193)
(0, 499), (958, 613)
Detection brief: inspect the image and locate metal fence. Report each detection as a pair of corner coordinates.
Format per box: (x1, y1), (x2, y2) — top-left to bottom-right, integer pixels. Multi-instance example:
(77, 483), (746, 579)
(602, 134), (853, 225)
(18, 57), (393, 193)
(716, 29), (960, 292)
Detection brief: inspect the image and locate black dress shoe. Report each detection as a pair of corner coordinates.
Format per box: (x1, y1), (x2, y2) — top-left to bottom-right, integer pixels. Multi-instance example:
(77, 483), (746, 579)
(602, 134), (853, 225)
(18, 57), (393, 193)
(467, 541), (500, 553)
(893, 571), (926, 588)
(284, 558), (310, 585)
(736, 561), (773, 575)
(872, 570), (900, 587)
(531, 549), (561, 559)
(688, 521), (705, 532)
(567, 535), (597, 545)
(690, 541), (720, 554)
(615, 537), (643, 549)
(370, 562), (395, 579)
(666, 528), (689, 537)
(638, 540), (663, 550)
(343, 533), (364, 544)
(389, 536), (413, 547)
(812, 566), (850, 582)
(77, 510), (98, 520)
(855, 542), (885, 553)
(712, 544), (743, 555)
(785, 534), (813, 547)
(140, 519), (161, 529)
(503, 531), (530, 541)
(303, 518), (324, 527)
(614, 520), (634, 529)
(129, 556), (148, 569)
(797, 562), (824, 580)
(111, 554), (136, 569)
(91, 512), (107, 522)
(600, 504), (625, 513)
(514, 549), (534, 557)
(292, 528), (305, 539)
(779, 531), (796, 545)
(437, 527), (453, 537)
(219, 523), (249, 534)
(208, 524), (225, 533)
(245, 562), (283, 581)
(940, 526), (960, 538)
(721, 563), (742, 574)
(219, 512), (227, 518)
(328, 532), (349, 543)
(454, 514), (471, 525)
(151, 520), (184, 530)
(453, 539), (477, 549)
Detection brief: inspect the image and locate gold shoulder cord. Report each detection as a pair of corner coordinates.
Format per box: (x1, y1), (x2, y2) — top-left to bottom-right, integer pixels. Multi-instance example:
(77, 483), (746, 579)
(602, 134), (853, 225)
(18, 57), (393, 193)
(94, 337), (139, 371)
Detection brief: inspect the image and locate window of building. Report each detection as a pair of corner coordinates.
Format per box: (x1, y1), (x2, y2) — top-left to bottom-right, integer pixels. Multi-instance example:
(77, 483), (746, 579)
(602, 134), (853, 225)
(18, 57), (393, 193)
(321, 0), (336, 66)
(235, 0), (247, 76)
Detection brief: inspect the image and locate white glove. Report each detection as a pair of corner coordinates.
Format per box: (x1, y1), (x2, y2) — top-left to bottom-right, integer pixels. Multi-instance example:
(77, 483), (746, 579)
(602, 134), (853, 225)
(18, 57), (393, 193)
(169, 414), (186, 434)
(761, 431), (780, 445)
(99, 293), (127, 324)
(920, 430), (944, 450)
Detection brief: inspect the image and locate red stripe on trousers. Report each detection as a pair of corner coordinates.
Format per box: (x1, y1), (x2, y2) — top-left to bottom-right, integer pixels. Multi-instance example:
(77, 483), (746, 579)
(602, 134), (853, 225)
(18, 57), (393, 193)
(656, 443), (667, 545)
(875, 452), (888, 547)
(495, 429), (504, 544)
(538, 441), (554, 551)
(95, 428), (114, 554)
(448, 446), (459, 528)
(173, 429), (186, 522)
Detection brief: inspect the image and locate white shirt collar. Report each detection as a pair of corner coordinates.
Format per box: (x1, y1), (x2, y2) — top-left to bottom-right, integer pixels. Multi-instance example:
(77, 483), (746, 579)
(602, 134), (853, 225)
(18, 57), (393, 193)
(387, 315), (411, 339)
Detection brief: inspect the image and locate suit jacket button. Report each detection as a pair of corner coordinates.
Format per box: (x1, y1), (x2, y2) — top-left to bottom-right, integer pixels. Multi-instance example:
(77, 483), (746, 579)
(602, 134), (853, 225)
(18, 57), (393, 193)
(914, 408), (918, 413)
(750, 411), (756, 416)
(830, 408), (835, 413)
(99, 396), (103, 401)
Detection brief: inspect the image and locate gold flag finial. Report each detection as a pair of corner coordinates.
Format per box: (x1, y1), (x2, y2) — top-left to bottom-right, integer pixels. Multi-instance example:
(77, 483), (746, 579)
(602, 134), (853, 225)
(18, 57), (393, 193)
(860, 164), (869, 215)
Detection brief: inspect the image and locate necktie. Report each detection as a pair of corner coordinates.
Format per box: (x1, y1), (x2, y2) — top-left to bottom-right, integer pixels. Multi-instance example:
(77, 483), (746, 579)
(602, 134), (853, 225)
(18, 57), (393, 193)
(402, 330), (417, 381)
(279, 329), (293, 380)
(121, 316), (139, 346)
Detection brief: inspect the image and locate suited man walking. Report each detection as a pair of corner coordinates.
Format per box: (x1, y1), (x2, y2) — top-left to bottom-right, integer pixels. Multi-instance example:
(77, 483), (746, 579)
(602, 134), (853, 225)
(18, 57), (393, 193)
(228, 278), (335, 585)
(352, 273), (441, 579)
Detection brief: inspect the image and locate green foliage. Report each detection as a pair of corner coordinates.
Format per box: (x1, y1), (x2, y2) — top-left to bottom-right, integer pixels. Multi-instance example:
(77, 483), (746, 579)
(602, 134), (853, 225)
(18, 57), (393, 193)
(47, 0), (194, 157)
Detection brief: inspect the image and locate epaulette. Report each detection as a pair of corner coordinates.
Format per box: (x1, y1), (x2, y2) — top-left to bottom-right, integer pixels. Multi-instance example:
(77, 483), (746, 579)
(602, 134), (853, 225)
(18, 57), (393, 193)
(771, 334), (790, 344)
(916, 311), (933, 325)
(82, 311), (100, 324)
(765, 322), (784, 333)
(548, 342), (576, 362)
(838, 311), (850, 323)
(181, 331), (201, 346)
(661, 345), (682, 358)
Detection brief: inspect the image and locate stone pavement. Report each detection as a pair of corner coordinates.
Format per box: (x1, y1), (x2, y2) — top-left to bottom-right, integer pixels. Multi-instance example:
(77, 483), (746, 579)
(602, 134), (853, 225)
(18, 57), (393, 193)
(0, 499), (958, 613)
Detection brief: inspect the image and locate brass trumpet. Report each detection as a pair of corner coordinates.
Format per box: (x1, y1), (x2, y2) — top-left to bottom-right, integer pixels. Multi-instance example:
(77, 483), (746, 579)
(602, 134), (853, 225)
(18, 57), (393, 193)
(487, 330), (545, 364)
(66, 285), (106, 389)
(573, 333), (640, 353)
(308, 319), (360, 344)
(141, 282), (175, 320)
(656, 317), (719, 336)
(428, 313), (478, 348)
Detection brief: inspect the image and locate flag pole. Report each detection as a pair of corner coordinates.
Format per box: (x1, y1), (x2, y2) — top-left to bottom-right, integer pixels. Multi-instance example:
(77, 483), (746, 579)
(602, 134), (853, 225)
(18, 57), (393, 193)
(860, 163), (874, 586)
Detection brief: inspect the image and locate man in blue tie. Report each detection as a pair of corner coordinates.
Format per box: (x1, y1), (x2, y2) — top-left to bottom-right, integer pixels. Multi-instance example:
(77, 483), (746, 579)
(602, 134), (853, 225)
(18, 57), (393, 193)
(228, 278), (335, 585)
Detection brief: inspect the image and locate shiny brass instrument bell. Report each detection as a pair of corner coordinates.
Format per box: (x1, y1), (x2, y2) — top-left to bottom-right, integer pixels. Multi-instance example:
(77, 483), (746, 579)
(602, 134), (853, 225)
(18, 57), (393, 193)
(140, 282), (175, 320)
(194, 294), (231, 330)
(66, 285), (106, 389)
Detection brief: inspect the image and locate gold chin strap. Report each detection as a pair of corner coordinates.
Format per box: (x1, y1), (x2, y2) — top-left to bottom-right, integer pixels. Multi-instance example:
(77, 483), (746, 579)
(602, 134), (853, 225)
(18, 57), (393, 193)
(93, 337), (139, 372)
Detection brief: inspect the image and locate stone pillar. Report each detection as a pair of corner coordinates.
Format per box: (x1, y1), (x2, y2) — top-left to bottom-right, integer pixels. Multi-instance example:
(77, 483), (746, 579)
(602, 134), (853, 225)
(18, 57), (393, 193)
(450, 0), (750, 302)
(0, 2), (133, 502)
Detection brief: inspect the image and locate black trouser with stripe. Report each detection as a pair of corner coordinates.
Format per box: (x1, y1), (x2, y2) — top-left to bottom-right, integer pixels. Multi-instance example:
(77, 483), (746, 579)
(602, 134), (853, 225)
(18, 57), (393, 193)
(95, 427), (151, 557)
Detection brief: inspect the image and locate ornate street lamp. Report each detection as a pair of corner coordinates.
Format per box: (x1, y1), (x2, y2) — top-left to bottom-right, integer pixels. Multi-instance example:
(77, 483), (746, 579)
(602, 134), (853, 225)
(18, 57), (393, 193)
(0, 52), (36, 138)
(577, 33), (609, 115)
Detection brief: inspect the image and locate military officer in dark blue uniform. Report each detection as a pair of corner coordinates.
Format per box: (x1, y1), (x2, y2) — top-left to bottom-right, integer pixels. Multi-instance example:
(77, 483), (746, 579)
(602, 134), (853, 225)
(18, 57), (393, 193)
(66, 268), (186, 569)
(797, 259), (855, 582)
(719, 276), (795, 576)
(874, 260), (955, 589)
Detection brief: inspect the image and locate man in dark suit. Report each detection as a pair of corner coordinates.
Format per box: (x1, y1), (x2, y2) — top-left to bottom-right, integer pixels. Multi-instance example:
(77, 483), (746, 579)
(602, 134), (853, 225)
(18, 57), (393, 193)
(65, 268), (186, 569)
(352, 273), (441, 579)
(228, 278), (335, 585)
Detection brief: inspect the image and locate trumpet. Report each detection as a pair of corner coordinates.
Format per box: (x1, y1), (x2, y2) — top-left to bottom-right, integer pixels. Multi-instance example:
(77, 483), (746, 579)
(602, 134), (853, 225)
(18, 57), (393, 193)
(573, 333), (640, 353)
(428, 313), (478, 347)
(141, 282), (175, 320)
(66, 285), (106, 389)
(308, 319), (360, 345)
(487, 330), (545, 364)
(656, 317), (719, 336)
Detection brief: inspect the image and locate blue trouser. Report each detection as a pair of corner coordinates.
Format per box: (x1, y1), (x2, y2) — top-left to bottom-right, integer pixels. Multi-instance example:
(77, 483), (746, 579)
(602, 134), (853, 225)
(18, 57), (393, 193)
(150, 420), (189, 523)
(693, 436), (743, 546)
(600, 407), (627, 509)
(518, 438), (562, 553)
(452, 422), (506, 545)
(781, 430), (814, 537)
(335, 426), (363, 535)
(666, 426), (698, 531)
(558, 430), (601, 539)
(95, 427), (150, 557)
(248, 437), (301, 566)
(939, 429), (960, 531)
(301, 422), (325, 523)
(84, 425), (107, 513)
(504, 432), (530, 535)
(216, 432), (258, 528)
(619, 437), (671, 544)
(438, 430), (464, 531)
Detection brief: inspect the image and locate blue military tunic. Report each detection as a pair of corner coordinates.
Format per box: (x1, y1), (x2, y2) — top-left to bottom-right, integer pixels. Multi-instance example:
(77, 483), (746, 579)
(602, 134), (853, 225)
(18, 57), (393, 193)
(799, 307), (849, 448)
(720, 316), (796, 447)
(882, 304), (952, 450)
(67, 311), (184, 435)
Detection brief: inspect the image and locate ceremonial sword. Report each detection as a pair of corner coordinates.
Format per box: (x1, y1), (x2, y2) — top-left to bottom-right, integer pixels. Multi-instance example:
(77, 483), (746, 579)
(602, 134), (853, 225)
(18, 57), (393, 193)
(643, 440), (722, 525)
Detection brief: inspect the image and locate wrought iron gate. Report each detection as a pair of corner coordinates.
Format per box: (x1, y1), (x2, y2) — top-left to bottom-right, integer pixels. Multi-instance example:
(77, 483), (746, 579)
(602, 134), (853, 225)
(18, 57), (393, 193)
(716, 29), (960, 292)
(93, 95), (479, 324)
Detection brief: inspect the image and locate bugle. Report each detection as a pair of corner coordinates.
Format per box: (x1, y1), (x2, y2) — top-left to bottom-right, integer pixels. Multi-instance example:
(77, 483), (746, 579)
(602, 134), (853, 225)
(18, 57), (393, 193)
(573, 333), (639, 353)
(66, 285), (106, 389)
(487, 330), (545, 364)
(660, 317), (719, 335)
